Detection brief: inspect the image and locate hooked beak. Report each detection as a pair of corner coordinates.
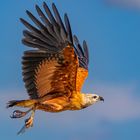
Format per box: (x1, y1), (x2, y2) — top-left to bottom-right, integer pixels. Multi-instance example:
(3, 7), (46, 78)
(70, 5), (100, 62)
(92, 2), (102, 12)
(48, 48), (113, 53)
(99, 96), (104, 102)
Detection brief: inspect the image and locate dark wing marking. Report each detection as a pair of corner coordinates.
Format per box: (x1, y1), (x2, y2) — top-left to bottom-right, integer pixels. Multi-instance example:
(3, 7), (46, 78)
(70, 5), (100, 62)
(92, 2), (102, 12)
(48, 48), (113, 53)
(64, 14), (73, 44)
(73, 35), (89, 91)
(21, 2), (89, 69)
(73, 35), (89, 70)
(22, 50), (48, 99)
(52, 3), (67, 41)
(20, 2), (73, 52)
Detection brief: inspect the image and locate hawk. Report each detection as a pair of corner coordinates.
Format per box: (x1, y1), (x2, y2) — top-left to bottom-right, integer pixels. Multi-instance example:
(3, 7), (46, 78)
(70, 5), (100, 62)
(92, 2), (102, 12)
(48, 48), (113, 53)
(7, 2), (104, 134)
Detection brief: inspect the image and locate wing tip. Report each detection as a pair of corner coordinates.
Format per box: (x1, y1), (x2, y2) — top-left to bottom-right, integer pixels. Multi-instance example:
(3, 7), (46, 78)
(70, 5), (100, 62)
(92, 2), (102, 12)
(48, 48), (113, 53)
(43, 1), (48, 9)
(52, 2), (55, 7)
(20, 17), (24, 23)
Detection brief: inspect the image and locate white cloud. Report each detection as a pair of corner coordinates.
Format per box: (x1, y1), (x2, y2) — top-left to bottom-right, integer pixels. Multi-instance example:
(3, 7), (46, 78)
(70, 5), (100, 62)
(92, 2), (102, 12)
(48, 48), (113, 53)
(105, 0), (140, 9)
(90, 83), (140, 121)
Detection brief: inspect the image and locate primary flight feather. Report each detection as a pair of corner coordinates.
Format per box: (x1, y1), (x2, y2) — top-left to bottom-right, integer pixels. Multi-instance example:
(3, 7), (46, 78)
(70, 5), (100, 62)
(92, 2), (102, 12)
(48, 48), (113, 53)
(7, 2), (104, 134)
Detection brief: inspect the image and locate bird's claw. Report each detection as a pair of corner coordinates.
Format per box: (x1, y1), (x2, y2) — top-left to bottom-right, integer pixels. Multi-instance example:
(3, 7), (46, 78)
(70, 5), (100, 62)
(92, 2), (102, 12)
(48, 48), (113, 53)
(10, 110), (26, 118)
(25, 116), (33, 128)
(17, 116), (33, 135)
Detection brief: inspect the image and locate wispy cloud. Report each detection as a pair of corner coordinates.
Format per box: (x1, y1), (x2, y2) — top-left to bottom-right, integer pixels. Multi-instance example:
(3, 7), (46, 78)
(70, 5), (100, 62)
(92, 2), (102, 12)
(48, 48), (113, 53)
(104, 0), (140, 9)
(90, 83), (140, 121)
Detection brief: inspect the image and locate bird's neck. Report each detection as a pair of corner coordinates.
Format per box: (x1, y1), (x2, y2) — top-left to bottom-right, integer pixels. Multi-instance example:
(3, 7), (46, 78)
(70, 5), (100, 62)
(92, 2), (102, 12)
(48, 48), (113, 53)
(69, 92), (94, 110)
(81, 93), (95, 108)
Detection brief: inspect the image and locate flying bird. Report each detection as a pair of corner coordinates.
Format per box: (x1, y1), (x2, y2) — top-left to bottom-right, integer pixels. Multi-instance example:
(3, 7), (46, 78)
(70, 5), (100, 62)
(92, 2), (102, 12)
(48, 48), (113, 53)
(7, 2), (104, 134)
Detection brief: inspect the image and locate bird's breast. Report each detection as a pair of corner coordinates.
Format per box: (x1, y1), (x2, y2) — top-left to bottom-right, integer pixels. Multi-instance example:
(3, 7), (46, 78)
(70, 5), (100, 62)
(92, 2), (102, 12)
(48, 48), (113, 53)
(36, 92), (84, 112)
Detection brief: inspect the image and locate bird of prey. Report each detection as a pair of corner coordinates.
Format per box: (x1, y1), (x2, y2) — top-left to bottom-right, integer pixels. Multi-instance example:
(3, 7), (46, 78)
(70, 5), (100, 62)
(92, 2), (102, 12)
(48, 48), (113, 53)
(7, 2), (104, 134)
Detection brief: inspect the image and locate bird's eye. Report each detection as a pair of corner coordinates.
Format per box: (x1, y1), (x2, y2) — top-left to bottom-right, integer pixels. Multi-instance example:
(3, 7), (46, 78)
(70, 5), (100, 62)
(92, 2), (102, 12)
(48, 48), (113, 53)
(93, 96), (97, 99)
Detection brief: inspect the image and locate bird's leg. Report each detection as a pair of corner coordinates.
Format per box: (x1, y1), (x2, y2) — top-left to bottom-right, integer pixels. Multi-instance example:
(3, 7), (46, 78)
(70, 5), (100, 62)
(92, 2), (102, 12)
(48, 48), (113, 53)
(17, 109), (35, 135)
(25, 110), (35, 128)
(10, 108), (32, 119)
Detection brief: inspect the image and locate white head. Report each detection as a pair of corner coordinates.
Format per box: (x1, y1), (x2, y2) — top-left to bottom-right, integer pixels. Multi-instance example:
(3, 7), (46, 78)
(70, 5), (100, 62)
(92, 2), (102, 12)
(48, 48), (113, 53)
(82, 93), (104, 108)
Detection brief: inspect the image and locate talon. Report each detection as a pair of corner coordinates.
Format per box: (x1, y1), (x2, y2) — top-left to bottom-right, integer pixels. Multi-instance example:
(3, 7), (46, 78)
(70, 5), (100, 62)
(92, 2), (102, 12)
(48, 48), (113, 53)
(17, 109), (35, 135)
(10, 110), (26, 118)
(17, 117), (34, 135)
(25, 117), (33, 128)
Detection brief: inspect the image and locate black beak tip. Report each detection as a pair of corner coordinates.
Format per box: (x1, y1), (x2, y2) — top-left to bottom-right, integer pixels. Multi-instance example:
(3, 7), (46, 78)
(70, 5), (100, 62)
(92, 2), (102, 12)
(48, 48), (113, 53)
(100, 96), (104, 102)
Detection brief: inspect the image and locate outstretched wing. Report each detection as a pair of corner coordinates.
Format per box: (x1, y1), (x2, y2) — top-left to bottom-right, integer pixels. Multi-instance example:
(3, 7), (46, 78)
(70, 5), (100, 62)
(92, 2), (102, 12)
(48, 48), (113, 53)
(21, 2), (89, 98)
(74, 35), (89, 91)
(21, 3), (78, 99)
(21, 3), (73, 53)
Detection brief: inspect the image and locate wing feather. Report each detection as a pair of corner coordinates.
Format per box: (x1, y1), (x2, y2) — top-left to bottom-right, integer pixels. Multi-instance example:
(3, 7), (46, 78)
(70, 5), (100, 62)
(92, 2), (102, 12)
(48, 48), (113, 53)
(52, 3), (67, 40)
(35, 4), (52, 27)
(22, 47), (78, 99)
(74, 37), (89, 91)
(64, 14), (73, 44)
(21, 3), (90, 99)
(73, 35), (89, 70)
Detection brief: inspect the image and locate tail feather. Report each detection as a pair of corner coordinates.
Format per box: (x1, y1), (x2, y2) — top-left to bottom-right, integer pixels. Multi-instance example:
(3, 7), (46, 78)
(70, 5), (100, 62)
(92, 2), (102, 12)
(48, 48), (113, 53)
(7, 99), (37, 108)
(7, 100), (23, 108)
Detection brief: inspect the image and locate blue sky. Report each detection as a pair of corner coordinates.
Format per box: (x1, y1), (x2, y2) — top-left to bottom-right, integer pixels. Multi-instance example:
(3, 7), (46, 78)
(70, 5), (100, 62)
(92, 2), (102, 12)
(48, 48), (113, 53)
(0, 0), (140, 140)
